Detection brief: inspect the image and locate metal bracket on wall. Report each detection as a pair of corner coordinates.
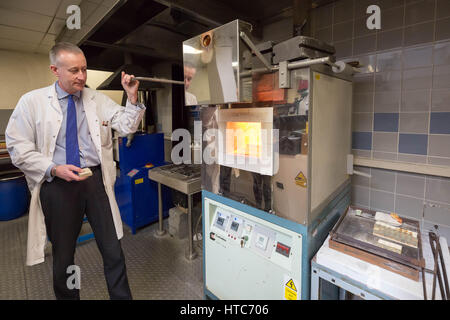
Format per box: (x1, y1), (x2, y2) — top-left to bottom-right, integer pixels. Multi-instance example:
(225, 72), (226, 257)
(347, 154), (372, 178)
(279, 61), (290, 89)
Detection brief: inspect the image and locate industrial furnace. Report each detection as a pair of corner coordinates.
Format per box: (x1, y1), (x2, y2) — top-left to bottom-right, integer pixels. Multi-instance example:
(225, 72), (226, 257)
(183, 20), (354, 299)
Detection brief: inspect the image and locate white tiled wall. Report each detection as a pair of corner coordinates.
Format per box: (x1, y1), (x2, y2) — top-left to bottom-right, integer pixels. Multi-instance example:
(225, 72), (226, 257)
(309, 0), (450, 238)
(352, 166), (450, 239)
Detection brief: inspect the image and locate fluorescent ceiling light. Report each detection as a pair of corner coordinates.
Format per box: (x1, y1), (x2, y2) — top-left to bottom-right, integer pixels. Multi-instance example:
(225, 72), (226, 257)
(183, 45), (203, 54)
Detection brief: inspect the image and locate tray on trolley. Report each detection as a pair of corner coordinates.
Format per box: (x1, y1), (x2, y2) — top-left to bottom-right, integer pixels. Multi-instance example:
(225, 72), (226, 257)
(329, 206), (424, 281)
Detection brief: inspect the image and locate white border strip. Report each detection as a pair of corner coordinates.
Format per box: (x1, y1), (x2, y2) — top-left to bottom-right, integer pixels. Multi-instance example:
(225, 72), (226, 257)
(354, 156), (450, 178)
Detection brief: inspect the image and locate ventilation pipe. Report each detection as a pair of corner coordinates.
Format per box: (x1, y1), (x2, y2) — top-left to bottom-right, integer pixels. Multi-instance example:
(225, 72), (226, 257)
(293, 0), (312, 36)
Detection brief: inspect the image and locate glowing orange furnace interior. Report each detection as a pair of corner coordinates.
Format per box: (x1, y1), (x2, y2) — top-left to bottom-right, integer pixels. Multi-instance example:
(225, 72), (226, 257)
(226, 122), (261, 158)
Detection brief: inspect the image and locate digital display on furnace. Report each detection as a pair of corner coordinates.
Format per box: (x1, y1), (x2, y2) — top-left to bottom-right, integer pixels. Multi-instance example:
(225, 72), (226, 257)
(216, 217), (225, 226)
(230, 221), (239, 232)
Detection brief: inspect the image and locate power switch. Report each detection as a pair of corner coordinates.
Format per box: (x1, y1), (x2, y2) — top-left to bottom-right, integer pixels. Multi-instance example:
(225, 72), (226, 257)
(275, 242), (291, 258)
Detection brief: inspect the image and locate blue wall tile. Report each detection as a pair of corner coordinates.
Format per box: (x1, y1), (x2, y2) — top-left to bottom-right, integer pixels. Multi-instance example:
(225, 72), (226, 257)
(399, 134), (428, 155)
(430, 112), (450, 134)
(352, 132), (372, 150)
(374, 113), (399, 132)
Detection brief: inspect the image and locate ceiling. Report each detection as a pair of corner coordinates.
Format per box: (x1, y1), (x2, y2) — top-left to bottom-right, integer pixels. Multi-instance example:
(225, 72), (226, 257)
(0, 0), (336, 70)
(0, 0), (120, 54)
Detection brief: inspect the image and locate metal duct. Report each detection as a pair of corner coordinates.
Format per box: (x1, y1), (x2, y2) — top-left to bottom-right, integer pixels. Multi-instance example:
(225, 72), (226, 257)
(293, 0), (312, 37)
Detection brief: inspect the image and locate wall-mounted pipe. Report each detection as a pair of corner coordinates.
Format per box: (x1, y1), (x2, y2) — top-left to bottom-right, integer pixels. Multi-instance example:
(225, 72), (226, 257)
(239, 56), (339, 78)
(287, 56), (338, 69)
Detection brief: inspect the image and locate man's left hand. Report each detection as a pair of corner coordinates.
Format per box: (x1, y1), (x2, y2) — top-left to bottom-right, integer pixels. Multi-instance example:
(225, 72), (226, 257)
(121, 71), (139, 105)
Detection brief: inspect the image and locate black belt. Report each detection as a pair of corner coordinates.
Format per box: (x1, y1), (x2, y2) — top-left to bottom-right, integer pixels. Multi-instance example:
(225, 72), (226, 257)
(86, 165), (101, 172)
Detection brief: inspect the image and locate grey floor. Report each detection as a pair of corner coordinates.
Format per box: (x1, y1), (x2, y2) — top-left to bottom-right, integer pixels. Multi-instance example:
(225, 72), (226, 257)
(0, 213), (204, 300)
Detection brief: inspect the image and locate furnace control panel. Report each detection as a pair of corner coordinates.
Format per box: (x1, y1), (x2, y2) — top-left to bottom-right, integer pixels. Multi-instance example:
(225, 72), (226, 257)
(205, 196), (303, 300)
(210, 208), (294, 271)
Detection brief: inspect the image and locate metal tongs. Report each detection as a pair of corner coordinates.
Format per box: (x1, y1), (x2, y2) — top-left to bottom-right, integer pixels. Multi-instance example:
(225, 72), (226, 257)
(428, 230), (450, 300)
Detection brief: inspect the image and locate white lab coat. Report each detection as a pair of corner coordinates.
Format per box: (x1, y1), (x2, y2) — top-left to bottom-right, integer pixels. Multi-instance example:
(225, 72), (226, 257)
(185, 91), (198, 106)
(5, 84), (145, 266)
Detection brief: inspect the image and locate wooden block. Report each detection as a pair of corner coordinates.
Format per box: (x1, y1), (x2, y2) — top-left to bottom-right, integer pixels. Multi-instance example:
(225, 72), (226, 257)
(79, 168), (93, 178)
(329, 238), (420, 281)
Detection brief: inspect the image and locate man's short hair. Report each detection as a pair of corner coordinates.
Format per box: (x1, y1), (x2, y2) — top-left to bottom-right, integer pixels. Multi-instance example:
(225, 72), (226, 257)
(49, 42), (83, 65)
(184, 61), (196, 70)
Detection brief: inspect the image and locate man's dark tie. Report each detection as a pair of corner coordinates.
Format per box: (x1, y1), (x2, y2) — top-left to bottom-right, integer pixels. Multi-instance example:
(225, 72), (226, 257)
(66, 94), (81, 167)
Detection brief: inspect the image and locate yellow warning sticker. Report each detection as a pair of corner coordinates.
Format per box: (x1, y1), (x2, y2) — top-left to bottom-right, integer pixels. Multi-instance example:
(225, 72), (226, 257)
(135, 178), (144, 185)
(315, 74), (321, 80)
(285, 287), (297, 300)
(295, 171), (307, 188)
(286, 279), (297, 292)
(284, 277), (299, 300)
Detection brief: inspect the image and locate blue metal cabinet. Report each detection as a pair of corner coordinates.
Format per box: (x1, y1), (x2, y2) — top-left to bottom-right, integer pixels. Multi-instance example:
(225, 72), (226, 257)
(115, 167), (172, 234)
(114, 133), (172, 234)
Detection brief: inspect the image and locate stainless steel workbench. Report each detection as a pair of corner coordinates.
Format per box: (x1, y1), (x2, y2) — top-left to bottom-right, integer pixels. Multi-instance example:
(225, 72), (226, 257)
(148, 164), (201, 260)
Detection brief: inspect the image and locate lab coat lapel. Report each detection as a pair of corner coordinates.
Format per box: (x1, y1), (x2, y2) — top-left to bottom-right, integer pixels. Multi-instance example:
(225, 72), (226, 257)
(47, 86), (62, 115)
(82, 89), (102, 160)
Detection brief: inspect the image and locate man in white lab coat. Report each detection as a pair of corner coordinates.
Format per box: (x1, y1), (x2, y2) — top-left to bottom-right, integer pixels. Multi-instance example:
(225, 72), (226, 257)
(5, 42), (145, 300)
(184, 62), (198, 105)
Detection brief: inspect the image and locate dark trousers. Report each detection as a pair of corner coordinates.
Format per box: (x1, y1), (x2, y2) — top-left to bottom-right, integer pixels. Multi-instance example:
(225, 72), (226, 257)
(39, 166), (132, 300)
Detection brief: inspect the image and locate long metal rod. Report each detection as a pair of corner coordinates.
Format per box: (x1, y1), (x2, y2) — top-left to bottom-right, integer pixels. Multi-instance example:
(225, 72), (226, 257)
(436, 237), (450, 299)
(158, 182), (163, 232)
(186, 193), (197, 260)
(429, 232), (447, 299)
(422, 265), (428, 300)
(239, 56), (338, 78)
(240, 66), (278, 78)
(155, 182), (166, 237)
(431, 238), (438, 300)
(287, 56), (338, 69)
(239, 31), (272, 71)
(188, 194), (194, 256)
(132, 76), (184, 85)
(420, 231), (427, 300)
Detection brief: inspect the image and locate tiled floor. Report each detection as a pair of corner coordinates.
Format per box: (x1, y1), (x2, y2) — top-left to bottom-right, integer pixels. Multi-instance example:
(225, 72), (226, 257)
(0, 214), (204, 300)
